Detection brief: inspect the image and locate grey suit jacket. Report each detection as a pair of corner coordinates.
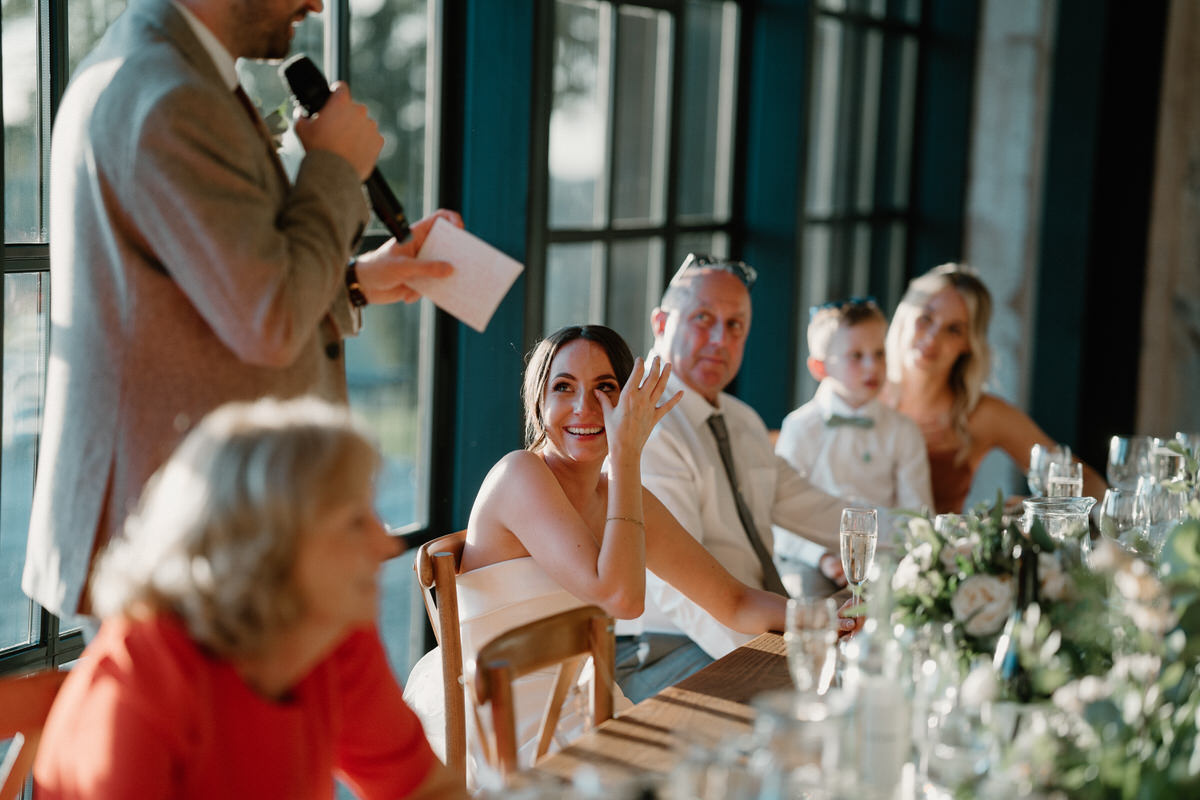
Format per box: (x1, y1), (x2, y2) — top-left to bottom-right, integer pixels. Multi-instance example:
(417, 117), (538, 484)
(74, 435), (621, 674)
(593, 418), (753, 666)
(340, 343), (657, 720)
(23, 0), (371, 617)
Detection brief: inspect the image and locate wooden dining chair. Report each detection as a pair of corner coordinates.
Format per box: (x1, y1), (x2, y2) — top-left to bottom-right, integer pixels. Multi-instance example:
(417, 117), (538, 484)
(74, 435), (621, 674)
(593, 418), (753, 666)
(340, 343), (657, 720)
(472, 605), (615, 778)
(0, 668), (68, 800)
(412, 530), (468, 785)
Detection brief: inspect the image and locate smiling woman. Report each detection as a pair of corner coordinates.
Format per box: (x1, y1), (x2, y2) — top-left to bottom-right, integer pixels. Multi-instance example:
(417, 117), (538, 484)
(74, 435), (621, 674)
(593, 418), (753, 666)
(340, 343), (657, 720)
(32, 398), (464, 800)
(404, 324), (796, 781)
(884, 264), (1106, 512)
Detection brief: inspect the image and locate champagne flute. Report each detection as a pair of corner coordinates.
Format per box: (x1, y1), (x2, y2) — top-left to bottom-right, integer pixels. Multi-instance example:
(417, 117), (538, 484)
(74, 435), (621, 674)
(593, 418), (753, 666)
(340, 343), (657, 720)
(1046, 461), (1084, 497)
(840, 507), (878, 602)
(785, 597), (839, 694)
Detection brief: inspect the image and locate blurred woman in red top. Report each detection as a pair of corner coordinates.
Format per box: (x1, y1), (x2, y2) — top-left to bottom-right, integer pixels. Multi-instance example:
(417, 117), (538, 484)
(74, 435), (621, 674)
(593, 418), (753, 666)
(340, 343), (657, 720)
(34, 397), (464, 799)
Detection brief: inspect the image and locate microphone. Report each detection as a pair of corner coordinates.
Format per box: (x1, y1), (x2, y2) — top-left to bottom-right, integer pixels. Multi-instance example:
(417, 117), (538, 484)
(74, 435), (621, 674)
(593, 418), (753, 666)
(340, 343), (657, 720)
(280, 55), (411, 243)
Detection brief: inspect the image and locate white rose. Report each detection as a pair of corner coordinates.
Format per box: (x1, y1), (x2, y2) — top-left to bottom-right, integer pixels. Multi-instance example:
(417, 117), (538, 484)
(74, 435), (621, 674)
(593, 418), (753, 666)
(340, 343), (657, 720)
(1033, 553), (1073, 602)
(908, 517), (934, 542)
(1114, 559), (1163, 603)
(1128, 599), (1175, 636)
(892, 555), (922, 593)
(1111, 654), (1161, 683)
(911, 541), (934, 571)
(939, 537), (975, 572)
(960, 663), (997, 708)
(915, 575), (937, 598)
(1052, 681), (1083, 715)
(951, 574), (1014, 637)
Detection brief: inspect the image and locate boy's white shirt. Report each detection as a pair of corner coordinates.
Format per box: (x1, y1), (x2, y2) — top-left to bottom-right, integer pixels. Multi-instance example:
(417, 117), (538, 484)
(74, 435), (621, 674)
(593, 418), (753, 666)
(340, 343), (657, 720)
(772, 380), (933, 561)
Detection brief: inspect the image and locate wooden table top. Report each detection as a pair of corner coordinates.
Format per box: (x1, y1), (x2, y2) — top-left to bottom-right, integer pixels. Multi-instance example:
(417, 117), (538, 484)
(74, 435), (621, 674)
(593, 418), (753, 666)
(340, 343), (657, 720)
(530, 632), (792, 785)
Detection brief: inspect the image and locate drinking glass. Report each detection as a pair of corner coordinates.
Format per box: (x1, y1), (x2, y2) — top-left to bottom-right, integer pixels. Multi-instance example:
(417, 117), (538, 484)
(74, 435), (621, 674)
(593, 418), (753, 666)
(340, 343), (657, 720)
(1027, 444), (1070, 496)
(1108, 435), (1153, 490)
(1137, 474), (1187, 553)
(1098, 486), (1147, 549)
(840, 507), (878, 602)
(1046, 461), (1083, 497)
(785, 597), (839, 695)
(1178, 432), (1200, 486)
(934, 514), (969, 538)
(1150, 437), (1186, 482)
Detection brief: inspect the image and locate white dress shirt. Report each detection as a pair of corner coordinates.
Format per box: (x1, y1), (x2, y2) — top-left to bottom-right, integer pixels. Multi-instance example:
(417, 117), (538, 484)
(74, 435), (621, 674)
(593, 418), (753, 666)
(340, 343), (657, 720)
(621, 370), (848, 659)
(774, 382), (933, 511)
(172, 2), (238, 90)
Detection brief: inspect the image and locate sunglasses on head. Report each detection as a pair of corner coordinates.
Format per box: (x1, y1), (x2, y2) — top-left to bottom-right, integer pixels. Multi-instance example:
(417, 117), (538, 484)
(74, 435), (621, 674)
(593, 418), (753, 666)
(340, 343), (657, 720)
(808, 296), (880, 320)
(670, 253), (758, 289)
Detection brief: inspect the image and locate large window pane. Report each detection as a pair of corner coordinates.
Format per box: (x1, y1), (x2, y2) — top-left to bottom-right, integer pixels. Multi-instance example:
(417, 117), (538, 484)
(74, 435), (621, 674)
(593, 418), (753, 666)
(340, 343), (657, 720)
(675, 0), (738, 222)
(855, 29), (883, 213)
(544, 241), (604, 334)
(549, 0), (612, 229)
(350, 0), (430, 225)
(0, 273), (49, 652)
(806, 18), (843, 217)
(890, 36), (918, 206)
(608, 237), (662, 356)
(4, 0), (42, 243)
(673, 230), (729, 271)
(345, 304), (431, 532)
(68, 0), (126, 76)
(611, 7), (672, 227)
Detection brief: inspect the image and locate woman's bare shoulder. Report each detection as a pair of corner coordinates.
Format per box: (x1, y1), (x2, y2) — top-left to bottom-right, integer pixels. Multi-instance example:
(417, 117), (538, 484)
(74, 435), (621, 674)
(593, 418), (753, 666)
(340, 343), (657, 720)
(475, 450), (556, 502)
(970, 393), (1029, 425)
(968, 394), (1048, 451)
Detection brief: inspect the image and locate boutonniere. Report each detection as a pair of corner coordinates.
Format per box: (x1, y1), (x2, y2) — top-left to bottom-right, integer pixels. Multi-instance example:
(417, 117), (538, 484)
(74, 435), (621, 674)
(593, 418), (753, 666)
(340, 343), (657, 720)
(255, 99), (290, 151)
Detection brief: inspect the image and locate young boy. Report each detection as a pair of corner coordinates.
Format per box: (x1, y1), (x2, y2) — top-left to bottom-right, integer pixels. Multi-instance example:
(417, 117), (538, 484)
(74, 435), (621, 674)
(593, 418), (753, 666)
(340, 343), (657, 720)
(776, 298), (933, 516)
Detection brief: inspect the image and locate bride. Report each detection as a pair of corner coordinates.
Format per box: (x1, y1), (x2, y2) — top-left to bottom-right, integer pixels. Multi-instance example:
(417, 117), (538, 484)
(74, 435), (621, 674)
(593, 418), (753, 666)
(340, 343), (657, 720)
(405, 324), (818, 780)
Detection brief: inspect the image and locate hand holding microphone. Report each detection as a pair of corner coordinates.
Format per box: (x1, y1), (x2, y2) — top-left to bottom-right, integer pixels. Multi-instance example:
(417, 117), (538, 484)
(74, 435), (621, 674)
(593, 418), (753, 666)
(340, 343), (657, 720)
(281, 55), (411, 243)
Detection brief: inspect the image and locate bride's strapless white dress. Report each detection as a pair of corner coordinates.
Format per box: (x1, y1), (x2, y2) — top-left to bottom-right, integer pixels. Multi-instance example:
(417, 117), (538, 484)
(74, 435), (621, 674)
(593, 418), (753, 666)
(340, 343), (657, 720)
(403, 557), (631, 781)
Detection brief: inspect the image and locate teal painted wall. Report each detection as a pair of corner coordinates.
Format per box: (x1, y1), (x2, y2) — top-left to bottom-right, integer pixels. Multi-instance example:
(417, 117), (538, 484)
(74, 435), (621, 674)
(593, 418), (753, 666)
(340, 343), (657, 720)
(739, 0), (810, 427)
(451, 0), (535, 527)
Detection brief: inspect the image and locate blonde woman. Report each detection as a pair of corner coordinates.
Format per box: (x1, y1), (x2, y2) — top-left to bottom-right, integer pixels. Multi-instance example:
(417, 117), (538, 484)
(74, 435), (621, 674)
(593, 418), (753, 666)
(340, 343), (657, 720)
(884, 264), (1105, 513)
(34, 398), (464, 799)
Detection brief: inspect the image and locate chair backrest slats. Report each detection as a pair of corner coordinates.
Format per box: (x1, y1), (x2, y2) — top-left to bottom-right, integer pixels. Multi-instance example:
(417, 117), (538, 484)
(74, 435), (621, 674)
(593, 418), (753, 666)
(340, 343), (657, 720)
(473, 605), (615, 777)
(412, 531), (468, 786)
(0, 669), (68, 800)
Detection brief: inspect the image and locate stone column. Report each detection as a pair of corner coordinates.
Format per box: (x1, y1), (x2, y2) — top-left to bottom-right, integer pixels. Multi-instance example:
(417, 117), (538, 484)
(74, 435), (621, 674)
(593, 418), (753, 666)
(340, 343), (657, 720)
(962, 0), (1058, 504)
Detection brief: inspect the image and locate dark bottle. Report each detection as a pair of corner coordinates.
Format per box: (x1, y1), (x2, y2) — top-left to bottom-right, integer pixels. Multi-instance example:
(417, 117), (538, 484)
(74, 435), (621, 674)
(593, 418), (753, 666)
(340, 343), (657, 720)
(992, 542), (1040, 703)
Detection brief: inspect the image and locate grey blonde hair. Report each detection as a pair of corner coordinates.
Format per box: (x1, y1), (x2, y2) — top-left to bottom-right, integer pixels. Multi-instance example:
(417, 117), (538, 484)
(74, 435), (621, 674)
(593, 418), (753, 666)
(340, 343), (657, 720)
(886, 263), (993, 464)
(91, 397), (380, 658)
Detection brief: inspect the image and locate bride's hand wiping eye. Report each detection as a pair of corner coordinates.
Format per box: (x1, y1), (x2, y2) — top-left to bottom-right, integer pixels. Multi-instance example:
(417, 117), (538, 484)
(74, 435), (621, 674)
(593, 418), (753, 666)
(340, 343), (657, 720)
(596, 356), (683, 462)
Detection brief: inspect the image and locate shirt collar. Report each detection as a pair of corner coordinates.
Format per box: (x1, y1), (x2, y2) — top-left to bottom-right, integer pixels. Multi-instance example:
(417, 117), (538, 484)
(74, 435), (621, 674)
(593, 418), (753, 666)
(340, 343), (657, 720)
(815, 381), (880, 421)
(172, 1), (239, 91)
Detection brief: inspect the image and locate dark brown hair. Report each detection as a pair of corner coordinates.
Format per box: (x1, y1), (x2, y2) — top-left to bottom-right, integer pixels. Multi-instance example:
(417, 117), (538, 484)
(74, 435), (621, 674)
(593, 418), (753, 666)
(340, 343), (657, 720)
(522, 325), (635, 451)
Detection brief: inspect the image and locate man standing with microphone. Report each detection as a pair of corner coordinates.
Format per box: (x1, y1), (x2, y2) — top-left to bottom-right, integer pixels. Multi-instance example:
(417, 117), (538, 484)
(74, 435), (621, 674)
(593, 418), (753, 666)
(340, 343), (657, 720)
(23, 0), (459, 623)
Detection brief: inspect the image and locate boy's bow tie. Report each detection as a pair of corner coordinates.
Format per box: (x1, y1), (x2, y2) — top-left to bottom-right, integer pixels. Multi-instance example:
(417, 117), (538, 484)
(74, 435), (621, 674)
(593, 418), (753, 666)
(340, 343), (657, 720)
(825, 413), (874, 429)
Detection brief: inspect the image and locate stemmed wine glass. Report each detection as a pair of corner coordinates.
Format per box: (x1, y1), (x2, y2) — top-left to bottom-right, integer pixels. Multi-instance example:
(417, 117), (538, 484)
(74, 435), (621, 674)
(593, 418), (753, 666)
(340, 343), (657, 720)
(1108, 435), (1153, 489)
(785, 597), (839, 695)
(1098, 487), (1147, 551)
(839, 507), (878, 602)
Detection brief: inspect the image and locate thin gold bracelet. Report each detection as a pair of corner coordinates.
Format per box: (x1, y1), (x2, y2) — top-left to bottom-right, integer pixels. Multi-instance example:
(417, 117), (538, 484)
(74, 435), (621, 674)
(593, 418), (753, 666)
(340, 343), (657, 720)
(606, 515), (644, 527)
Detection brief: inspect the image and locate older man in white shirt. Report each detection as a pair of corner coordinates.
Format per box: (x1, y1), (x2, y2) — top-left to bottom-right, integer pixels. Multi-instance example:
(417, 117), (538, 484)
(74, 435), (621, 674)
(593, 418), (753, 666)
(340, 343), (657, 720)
(615, 254), (870, 702)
